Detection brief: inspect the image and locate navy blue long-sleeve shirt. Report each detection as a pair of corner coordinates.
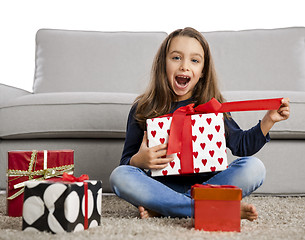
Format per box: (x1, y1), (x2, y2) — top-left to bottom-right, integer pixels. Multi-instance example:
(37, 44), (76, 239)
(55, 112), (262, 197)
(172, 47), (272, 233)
(120, 98), (270, 166)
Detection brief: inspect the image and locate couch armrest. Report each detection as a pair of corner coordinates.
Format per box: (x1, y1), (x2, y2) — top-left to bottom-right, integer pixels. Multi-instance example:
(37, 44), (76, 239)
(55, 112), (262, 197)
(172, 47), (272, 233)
(0, 83), (32, 105)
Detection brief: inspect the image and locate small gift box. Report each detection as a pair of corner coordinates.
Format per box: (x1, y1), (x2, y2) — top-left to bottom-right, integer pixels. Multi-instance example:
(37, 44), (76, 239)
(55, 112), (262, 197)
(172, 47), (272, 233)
(147, 98), (283, 177)
(22, 173), (102, 233)
(191, 184), (242, 232)
(7, 150), (74, 217)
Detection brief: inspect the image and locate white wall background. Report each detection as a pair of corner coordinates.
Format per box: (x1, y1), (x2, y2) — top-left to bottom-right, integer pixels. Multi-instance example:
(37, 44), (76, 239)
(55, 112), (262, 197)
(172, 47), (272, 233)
(1, 0), (304, 92)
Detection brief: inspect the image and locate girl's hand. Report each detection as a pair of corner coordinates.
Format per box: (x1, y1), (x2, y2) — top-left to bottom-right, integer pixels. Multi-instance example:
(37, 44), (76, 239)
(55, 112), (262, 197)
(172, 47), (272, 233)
(130, 131), (174, 170)
(260, 98), (290, 136)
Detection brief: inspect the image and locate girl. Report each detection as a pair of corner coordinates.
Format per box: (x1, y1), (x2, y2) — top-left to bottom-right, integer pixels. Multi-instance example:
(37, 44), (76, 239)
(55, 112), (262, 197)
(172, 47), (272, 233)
(109, 27), (290, 221)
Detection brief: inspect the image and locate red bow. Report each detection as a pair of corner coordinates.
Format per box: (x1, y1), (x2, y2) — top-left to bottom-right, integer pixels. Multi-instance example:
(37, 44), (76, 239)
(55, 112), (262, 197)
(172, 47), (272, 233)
(162, 97), (282, 174)
(62, 172), (89, 182)
(167, 97), (282, 155)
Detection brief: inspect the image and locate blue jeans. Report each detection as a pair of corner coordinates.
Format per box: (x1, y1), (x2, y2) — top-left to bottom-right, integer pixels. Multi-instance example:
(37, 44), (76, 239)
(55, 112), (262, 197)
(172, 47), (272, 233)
(109, 156), (266, 218)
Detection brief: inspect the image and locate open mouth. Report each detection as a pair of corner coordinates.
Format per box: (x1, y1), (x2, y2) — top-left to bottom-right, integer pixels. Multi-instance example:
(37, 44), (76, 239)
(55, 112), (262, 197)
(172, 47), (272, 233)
(175, 75), (191, 88)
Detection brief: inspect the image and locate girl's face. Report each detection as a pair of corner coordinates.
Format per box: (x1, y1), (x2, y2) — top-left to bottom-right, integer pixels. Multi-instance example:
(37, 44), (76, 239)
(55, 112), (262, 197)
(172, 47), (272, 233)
(166, 36), (205, 101)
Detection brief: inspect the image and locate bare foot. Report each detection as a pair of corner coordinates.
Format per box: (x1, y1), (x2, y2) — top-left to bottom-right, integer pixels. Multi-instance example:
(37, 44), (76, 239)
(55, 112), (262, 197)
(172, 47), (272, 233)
(241, 202), (258, 221)
(138, 206), (161, 219)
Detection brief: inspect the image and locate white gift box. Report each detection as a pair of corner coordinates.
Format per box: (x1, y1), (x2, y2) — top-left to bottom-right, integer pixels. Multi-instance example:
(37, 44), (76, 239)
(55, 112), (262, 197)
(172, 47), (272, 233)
(147, 113), (228, 177)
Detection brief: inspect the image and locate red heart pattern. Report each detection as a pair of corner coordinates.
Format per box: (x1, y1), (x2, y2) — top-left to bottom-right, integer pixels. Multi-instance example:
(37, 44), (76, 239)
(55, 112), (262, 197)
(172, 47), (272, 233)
(191, 119), (196, 126)
(215, 125), (220, 132)
(170, 161), (175, 168)
(199, 126), (204, 133)
(202, 159), (207, 166)
(147, 113), (227, 177)
(200, 143), (206, 150)
(209, 150), (215, 157)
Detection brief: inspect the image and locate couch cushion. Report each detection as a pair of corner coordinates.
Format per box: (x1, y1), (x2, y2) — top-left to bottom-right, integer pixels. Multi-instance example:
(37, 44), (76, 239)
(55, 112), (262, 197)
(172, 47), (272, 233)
(203, 27), (305, 92)
(0, 92), (137, 139)
(33, 29), (167, 94)
(1, 91), (303, 140)
(223, 91), (305, 139)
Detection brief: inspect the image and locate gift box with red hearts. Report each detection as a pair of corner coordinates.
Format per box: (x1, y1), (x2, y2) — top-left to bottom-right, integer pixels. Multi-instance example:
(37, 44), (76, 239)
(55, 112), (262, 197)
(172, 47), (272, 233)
(7, 150), (74, 217)
(191, 184), (242, 232)
(147, 112), (227, 177)
(147, 98), (283, 177)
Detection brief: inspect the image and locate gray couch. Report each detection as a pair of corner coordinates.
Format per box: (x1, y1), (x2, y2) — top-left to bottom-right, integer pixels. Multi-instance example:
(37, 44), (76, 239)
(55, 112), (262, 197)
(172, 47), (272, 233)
(1, 27), (304, 194)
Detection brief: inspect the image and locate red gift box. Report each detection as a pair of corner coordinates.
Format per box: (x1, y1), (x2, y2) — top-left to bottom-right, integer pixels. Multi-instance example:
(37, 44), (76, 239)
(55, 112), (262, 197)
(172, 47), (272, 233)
(191, 184), (242, 232)
(7, 150), (74, 217)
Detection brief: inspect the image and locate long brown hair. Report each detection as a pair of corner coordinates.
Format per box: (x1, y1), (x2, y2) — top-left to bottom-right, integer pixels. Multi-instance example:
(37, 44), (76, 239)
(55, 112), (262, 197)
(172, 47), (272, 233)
(135, 27), (227, 130)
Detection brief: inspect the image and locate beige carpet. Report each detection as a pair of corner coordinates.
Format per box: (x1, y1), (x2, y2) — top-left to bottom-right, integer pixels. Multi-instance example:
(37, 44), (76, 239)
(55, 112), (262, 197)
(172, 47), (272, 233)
(0, 193), (305, 240)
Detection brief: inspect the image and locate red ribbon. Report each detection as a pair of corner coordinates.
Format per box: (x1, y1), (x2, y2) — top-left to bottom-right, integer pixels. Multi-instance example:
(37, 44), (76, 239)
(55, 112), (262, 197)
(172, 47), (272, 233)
(166, 97), (283, 174)
(62, 173), (89, 229)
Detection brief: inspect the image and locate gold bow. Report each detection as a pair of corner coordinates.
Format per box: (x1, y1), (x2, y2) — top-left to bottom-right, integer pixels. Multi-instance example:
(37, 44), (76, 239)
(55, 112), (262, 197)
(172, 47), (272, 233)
(7, 150), (74, 200)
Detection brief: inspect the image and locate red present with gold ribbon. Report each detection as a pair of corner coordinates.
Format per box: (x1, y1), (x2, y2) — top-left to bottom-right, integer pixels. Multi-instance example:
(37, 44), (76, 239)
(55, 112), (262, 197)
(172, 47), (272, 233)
(7, 150), (74, 217)
(191, 184), (242, 232)
(147, 98), (283, 177)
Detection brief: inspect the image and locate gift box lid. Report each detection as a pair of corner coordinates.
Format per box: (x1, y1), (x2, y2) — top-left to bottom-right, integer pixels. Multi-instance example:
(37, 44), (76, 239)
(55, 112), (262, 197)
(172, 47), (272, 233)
(191, 184), (242, 201)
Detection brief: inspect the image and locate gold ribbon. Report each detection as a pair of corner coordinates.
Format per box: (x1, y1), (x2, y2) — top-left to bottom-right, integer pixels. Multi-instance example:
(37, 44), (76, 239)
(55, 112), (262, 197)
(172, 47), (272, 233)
(7, 150), (74, 200)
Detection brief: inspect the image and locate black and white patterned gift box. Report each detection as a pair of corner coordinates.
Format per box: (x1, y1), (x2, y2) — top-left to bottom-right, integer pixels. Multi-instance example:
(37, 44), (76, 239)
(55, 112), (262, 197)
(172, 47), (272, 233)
(22, 179), (102, 233)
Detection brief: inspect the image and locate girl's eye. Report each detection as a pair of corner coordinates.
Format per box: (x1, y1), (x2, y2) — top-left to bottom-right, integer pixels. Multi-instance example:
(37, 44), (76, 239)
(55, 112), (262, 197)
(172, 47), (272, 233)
(172, 56), (181, 60)
(192, 59), (199, 63)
